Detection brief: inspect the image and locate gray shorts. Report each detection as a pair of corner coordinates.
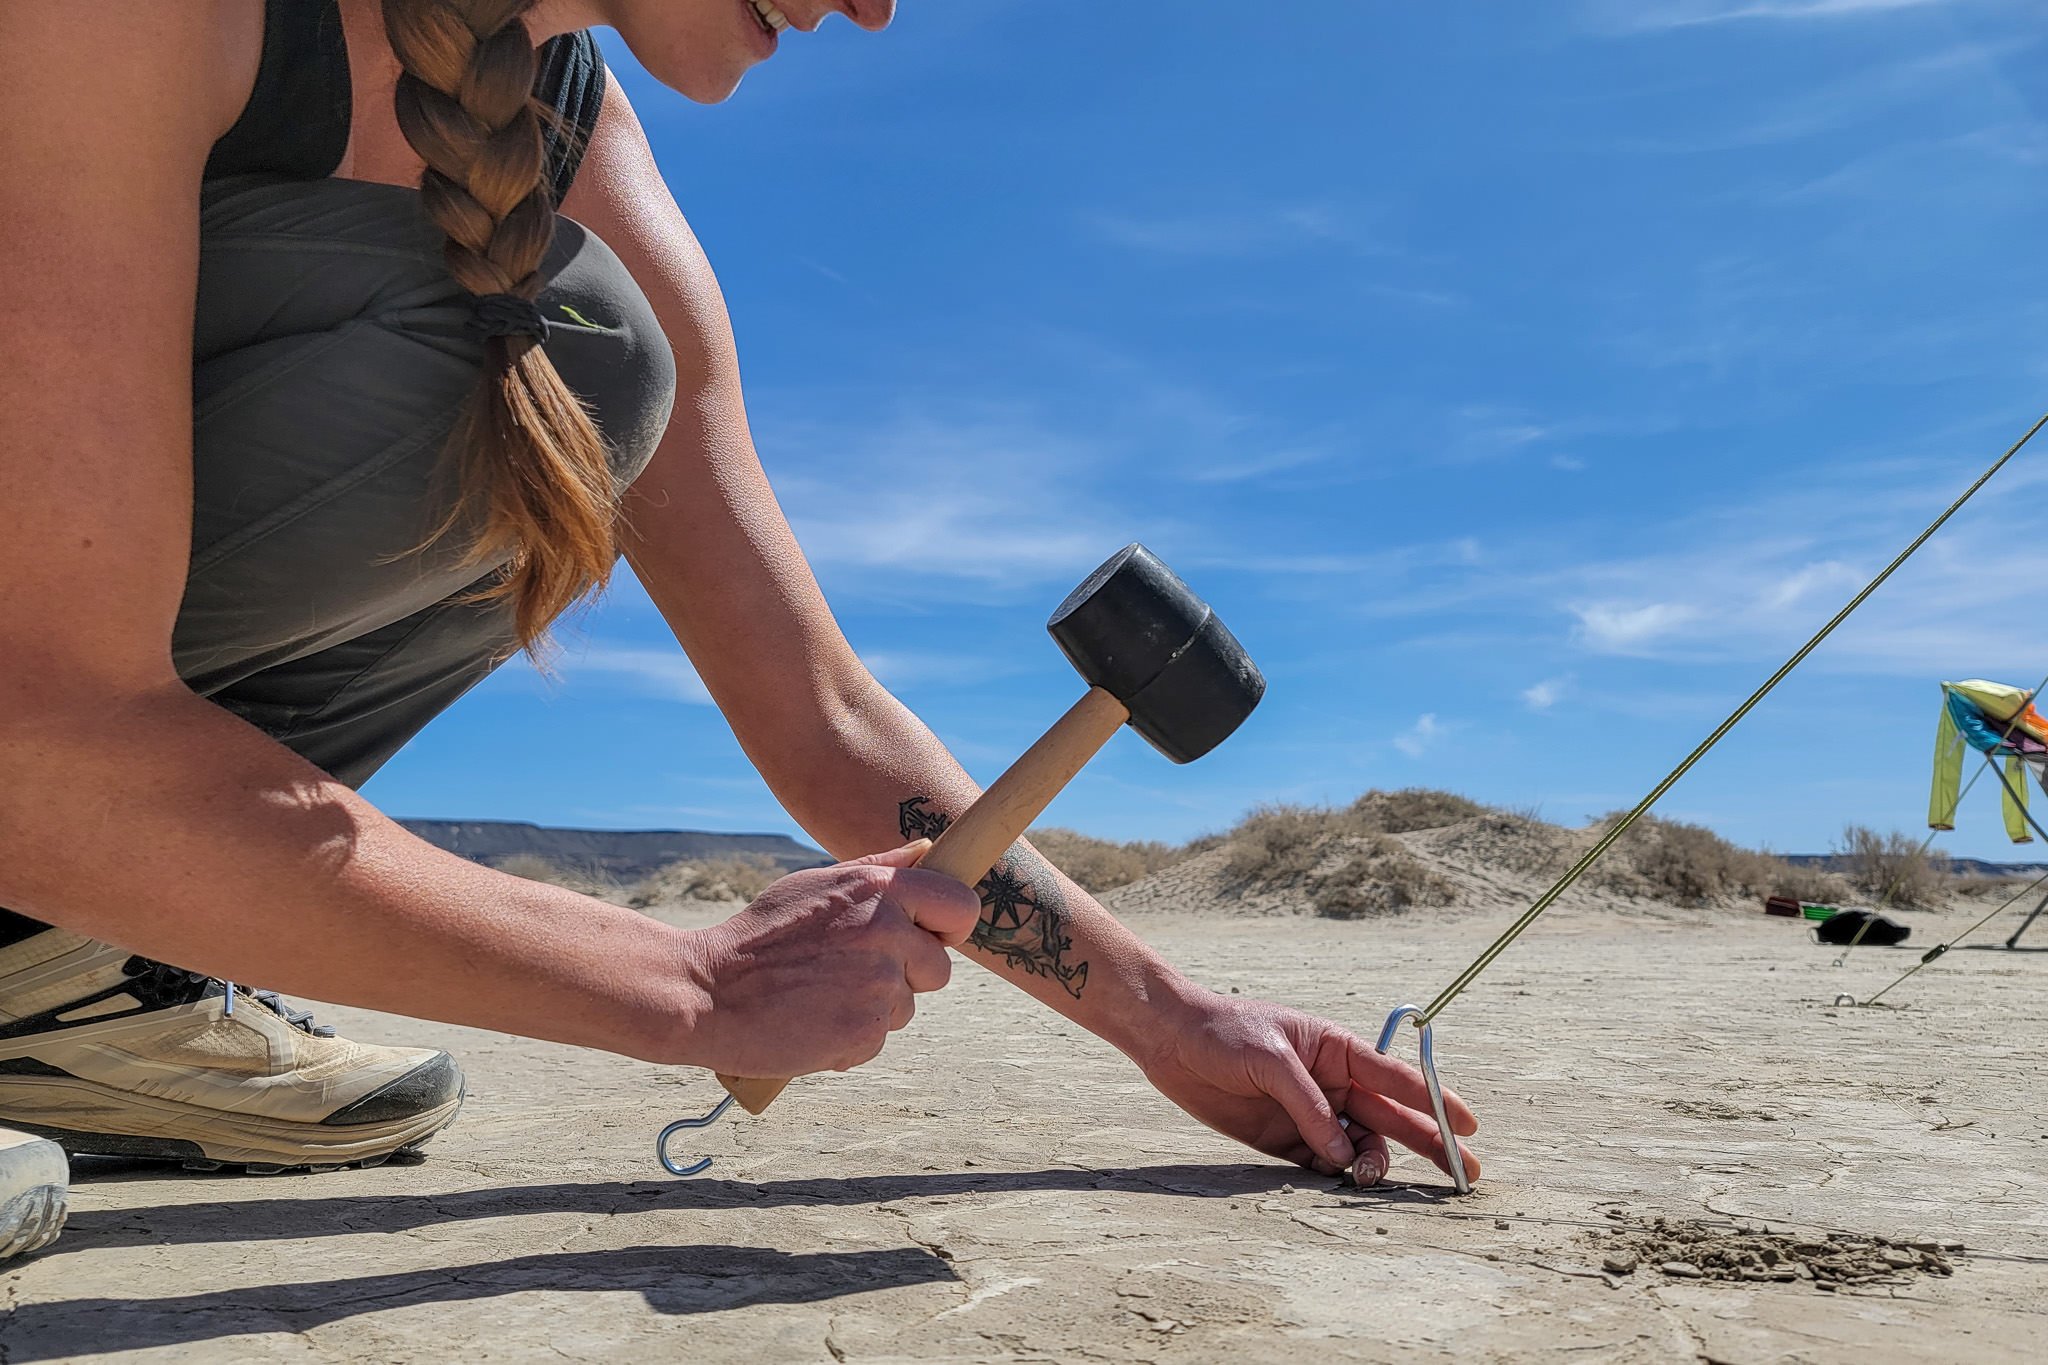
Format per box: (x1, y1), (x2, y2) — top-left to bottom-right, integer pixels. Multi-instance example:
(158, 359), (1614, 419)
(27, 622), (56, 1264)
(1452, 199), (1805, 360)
(180, 176), (677, 788)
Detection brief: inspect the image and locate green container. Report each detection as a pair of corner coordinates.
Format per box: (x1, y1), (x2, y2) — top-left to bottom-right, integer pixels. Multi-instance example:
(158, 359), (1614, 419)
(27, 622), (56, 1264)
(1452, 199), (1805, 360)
(1802, 903), (1838, 922)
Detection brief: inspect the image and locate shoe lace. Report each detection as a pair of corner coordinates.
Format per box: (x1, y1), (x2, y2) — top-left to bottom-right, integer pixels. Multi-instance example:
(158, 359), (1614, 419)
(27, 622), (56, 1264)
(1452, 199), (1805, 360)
(124, 957), (338, 1038)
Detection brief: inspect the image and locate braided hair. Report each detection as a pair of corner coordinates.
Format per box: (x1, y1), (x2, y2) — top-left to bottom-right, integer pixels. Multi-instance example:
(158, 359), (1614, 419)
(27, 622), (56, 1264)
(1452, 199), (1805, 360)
(382, 0), (616, 651)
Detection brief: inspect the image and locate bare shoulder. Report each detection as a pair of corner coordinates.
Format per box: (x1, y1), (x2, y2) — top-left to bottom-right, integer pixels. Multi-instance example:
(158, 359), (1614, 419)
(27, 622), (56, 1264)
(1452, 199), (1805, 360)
(0, 0), (260, 144)
(558, 70), (735, 367)
(0, 1), (264, 686)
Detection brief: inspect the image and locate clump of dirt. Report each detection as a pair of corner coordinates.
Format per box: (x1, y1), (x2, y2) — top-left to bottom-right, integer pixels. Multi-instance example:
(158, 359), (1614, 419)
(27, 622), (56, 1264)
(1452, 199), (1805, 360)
(1588, 1212), (1960, 1290)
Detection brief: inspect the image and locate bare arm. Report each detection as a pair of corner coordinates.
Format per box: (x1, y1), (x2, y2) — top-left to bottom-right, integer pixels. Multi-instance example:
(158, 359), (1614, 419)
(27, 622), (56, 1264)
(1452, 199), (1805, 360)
(574, 84), (1196, 1058)
(575, 86), (1482, 1181)
(0, 7), (971, 1080)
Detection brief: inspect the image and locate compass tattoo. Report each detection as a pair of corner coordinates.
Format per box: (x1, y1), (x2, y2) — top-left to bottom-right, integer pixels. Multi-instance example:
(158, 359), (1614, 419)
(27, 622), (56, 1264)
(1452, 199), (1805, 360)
(898, 796), (1090, 999)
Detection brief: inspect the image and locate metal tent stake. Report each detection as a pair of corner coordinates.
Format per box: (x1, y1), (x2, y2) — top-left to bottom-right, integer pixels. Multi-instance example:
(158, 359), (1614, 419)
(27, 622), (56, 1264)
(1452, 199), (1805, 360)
(1375, 1004), (1471, 1197)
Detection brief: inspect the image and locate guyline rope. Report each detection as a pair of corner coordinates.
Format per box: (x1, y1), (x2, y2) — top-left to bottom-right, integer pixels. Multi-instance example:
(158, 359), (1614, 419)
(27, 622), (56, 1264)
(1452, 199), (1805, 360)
(1413, 411), (2048, 1029)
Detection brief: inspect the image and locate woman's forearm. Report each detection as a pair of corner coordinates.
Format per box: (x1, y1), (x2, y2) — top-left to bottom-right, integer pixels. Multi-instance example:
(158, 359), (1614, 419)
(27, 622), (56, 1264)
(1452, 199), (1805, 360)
(762, 681), (1197, 1064)
(0, 683), (706, 1062)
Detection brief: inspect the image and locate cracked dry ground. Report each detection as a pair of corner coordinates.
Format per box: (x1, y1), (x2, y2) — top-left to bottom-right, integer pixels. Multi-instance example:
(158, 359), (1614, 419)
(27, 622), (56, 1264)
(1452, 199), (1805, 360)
(13, 900), (2046, 1363)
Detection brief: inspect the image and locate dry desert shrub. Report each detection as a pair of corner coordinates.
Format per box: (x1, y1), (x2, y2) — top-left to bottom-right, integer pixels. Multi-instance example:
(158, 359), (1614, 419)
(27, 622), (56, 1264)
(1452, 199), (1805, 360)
(629, 855), (782, 907)
(489, 854), (621, 898)
(1836, 825), (1948, 910)
(1219, 803), (1353, 886)
(1217, 790), (1496, 895)
(1214, 797), (1464, 917)
(1347, 788), (1489, 834)
(1594, 815), (1750, 905)
(1430, 809), (1571, 877)
(1310, 835), (1456, 919)
(1765, 859), (1855, 905)
(1025, 827), (1183, 893)
(1952, 874), (2032, 899)
(1589, 814), (1850, 907)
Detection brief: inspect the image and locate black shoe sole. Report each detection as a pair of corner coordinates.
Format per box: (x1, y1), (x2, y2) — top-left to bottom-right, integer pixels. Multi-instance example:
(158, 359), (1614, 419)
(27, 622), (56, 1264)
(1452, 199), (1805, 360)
(7, 1093), (461, 1175)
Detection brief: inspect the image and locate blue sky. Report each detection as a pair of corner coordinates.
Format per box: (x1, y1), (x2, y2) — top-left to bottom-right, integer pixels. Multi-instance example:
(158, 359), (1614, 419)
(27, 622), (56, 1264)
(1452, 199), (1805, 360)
(364, 0), (2048, 862)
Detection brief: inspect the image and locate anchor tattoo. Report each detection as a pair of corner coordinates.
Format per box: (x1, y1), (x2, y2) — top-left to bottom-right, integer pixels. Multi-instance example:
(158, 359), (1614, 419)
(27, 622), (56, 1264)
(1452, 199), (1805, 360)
(897, 796), (1090, 999)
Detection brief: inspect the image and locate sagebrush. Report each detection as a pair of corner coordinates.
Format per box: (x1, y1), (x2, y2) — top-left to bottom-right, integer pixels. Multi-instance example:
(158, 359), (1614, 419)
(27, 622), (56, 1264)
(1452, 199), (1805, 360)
(1212, 791), (1476, 917)
(1219, 804), (1351, 885)
(1348, 788), (1489, 834)
(1026, 827), (1183, 893)
(1836, 825), (1948, 910)
(1589, 813), (1852, 907)
(628, 855), (783, 906)
(1310, 835), (1456, 919)
(1218, 789), (1499, 889)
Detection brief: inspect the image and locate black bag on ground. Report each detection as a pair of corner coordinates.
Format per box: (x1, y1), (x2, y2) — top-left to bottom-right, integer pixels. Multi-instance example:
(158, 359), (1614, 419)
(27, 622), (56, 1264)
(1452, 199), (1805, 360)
(1815, 909), (1911, 947)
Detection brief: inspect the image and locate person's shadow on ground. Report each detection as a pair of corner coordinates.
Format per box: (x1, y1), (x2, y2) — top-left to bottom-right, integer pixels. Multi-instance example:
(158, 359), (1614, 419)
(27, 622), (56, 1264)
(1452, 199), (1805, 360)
(59, 1161), (1298, 1247)
(18, 1163), (1303, 1360)
(11, 1242), (956, 1359)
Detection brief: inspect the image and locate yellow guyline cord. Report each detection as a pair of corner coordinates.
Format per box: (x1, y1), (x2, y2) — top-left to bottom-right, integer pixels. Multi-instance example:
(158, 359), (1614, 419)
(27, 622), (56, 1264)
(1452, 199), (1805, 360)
(1414, 412), (2048, 1029)
(1859, 865), (2048, 1008)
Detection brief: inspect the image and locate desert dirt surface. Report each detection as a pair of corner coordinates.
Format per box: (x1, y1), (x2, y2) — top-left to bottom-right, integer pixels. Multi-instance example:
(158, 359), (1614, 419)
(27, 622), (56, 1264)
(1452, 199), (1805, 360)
(12, 883), (2047, 1363)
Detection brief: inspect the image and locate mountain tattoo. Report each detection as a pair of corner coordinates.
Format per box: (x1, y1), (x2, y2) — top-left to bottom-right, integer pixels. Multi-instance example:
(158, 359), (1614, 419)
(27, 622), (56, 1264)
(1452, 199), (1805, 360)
(897, 796), (1090, 999)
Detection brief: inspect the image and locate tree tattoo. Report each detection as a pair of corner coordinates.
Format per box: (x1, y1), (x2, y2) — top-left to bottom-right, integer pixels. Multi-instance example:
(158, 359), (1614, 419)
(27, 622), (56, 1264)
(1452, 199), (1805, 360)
(897, 796), (1090, 999)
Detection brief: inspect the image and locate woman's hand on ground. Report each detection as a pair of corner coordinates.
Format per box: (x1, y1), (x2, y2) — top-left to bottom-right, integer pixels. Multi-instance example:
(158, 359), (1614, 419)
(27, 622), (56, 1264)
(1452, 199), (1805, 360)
(1137, 991), (1481, 1184)
(677, 841), (980, 1079)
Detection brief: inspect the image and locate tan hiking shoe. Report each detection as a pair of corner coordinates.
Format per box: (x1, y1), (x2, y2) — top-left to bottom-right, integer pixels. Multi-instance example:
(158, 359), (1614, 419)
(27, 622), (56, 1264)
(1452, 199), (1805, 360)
(0, 929), (463, 1172)
(0, 1126), (66, 1260)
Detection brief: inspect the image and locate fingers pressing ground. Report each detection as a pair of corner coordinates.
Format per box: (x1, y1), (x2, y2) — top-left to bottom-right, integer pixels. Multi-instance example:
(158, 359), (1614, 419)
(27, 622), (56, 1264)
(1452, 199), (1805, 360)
(1343, 1033), (1480, 1136)
(1260, 1052), (1356, 1171)
(1346, 1086), (1482, 1184)
(1349, 1130), (1391, 1187)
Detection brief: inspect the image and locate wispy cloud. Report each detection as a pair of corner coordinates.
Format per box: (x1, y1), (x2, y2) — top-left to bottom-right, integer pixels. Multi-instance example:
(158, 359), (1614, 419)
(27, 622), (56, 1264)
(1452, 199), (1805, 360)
(1780, 120), (2048, 203)
(1585, 0), (1964, 33)
(761, 403), (1150, 602)
(1363, 440), (2048, 677)
(1393, 713), (1446, 757)
(1571, 602), (1702, 653)
(1606, 40), (2029, 152)
(1443, 405), (1556, 464)
(1522, 676), (1575, 712)
(562, 646), (714, 705)
(1434, 405), (1677, 467)
(1082, 203), (1388, 259)
(1760, 559), (1862, 609)
(1184, 443), (1346, 484)
(535, 641), (1005, 708)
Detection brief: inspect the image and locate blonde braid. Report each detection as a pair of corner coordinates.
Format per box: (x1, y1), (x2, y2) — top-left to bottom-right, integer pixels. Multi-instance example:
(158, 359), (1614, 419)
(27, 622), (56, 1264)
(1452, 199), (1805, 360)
(383, 0), (617, 650)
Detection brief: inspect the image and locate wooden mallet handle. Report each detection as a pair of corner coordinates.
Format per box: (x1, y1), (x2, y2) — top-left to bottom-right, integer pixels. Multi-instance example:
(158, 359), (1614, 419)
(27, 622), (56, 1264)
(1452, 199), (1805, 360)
(714, 686), (1131, 1115)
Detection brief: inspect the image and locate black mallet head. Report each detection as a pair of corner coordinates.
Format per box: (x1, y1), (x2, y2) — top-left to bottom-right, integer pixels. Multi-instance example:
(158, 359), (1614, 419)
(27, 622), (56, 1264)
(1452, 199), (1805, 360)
(1046, 544), (1265, 764)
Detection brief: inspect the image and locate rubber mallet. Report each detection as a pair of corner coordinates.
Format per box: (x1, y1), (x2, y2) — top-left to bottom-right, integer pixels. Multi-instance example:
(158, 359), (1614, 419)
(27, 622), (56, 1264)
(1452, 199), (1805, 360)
(716, 543), (1266, 1114)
